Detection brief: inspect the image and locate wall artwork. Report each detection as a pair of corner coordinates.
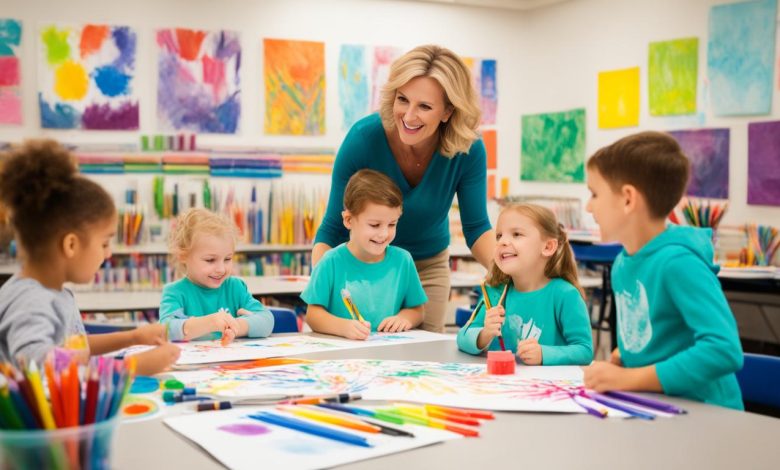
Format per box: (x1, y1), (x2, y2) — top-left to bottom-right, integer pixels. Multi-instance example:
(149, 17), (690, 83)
(370, 46), (402, 112)
(597, 66), (640, 128)
(39, 23), (138, 130)
(157, 28), (241, 133)
(0, 19), (22, 125)
(264, 38), (325, 135)
(668, 128), (729, 199)
(708, 0), (776, 116)
(521, 108), (585, 183)
(338, 44), (369, 131)
(648, 37), (698, 116)
(747, 120), (780, 206)
(464, 57), (498, 125)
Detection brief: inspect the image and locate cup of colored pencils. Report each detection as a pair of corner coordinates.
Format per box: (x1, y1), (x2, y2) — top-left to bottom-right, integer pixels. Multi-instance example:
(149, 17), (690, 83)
(744, 224), (780, 267)
(0, 355), (135, 470)
(677, 199), (728, 229)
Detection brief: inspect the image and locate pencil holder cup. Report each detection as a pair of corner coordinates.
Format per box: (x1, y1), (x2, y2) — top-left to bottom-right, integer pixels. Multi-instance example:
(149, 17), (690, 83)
(0, 414), (120, 470)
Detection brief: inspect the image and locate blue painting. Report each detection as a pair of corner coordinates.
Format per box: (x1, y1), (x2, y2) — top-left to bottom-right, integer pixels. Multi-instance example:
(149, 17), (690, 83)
(707, 0), (776, 116)
(338, 44), (369, 131)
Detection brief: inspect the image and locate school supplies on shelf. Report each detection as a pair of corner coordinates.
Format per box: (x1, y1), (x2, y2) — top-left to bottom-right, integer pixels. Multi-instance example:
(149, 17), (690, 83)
(742, 223), (780, 267)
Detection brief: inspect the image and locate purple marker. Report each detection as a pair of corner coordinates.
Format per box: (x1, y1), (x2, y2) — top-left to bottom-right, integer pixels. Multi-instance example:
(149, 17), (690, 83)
(604, 391), (687, 415)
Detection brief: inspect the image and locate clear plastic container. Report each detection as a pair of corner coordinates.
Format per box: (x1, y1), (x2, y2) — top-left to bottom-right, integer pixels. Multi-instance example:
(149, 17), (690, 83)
(0, 414), (119, 470)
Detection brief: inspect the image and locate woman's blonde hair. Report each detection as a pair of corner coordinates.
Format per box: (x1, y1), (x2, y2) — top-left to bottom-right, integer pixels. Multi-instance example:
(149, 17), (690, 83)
(379, 45), (481, 158)
(169, 208), (237, 271)
(486, 203), (584, 298)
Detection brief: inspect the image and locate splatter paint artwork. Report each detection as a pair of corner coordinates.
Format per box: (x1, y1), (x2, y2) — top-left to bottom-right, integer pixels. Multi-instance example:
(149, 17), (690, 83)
(0, 19), (22, 125)
(463, 57), (497, 125)
(38, 23), (138, 130)
(338, 44), (369, 131)
(157, 28), (241, 133)
(173, 359), (584, 413)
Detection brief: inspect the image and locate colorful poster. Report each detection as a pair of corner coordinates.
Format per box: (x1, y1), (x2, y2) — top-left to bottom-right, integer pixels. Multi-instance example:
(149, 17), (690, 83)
(166, 407), (460, 470)
(264, 38), (325, 135)
(747, 120), (780, 206)
(597, 67), (639, 128)
(649, 38), (698, 116)
(157, 28), (241, 133)
(371, 46), (402, 112)
(668, 129), (729, 199)
(521, 108), (585, 183)
(338, 44), (369, 131)
(38, 24), (138, 130)
(464, 58), (498, 125)
(172, 359), (586, 413)
(708, 0), (776, 116)
(0, 19), (22, 125)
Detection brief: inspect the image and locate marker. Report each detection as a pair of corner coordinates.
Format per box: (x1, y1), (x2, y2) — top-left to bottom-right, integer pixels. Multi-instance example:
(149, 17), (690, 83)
(248, 411), (373, 447)
(316, 404), (415, 437)
(604, 391), (687, 415)
(197, 401), (232, 412)
(424, 404), (495, 420)
(279, 406), (381, 433)
(286, 393), (362, 405)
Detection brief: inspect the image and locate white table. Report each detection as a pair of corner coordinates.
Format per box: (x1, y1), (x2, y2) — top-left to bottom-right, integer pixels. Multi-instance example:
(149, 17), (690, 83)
(112, 336), (780, 469)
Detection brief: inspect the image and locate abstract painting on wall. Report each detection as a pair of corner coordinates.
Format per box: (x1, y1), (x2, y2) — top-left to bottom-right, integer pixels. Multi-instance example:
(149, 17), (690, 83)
(598, 67), (639, 129)
(521, 108), (585, 183)
(264, 38), (325, 135)
(338, 44), (369, 130)
(483, 129), (497, 170)
(747, 120), (780, 206)
(668, 128), (729, 199)
(157, 28), (241, 134)
(371, 46), (402, 111)
(0, 19), (21, 125)
(464, 58), (498, 125)
(708, 0), (776, 116)
(649, 37), (698, 116)
(39, 24), (138, 130)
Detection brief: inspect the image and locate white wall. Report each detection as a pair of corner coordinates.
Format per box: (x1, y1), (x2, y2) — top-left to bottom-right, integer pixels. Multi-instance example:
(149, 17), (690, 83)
(1, 0), (778, 228)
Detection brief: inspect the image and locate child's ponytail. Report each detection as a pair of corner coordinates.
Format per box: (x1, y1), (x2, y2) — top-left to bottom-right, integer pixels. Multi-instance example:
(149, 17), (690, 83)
(545, 225), (585, 299)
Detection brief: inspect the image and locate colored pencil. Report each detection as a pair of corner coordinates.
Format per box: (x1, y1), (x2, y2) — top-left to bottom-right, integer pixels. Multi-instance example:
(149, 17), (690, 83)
(604, 391), (687, 415)
(248, 411), (373, 447)
(279, 405), (381, 434)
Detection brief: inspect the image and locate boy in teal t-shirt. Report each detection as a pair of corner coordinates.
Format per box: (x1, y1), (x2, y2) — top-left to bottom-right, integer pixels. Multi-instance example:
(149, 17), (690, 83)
(583, 131), (743, 410)
(302, 169), (427, 340)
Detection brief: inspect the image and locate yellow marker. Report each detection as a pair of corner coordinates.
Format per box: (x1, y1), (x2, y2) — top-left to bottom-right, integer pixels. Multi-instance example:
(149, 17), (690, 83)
(26, 361), (57, 429)
(64, 334), (88, 351)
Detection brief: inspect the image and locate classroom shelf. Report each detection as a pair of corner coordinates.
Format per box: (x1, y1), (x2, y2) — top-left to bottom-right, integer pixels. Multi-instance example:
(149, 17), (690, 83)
(110, 243), (313, 255)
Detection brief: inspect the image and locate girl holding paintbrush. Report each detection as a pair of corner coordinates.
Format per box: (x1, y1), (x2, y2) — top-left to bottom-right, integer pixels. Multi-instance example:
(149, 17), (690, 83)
(457, 204), (593, 365)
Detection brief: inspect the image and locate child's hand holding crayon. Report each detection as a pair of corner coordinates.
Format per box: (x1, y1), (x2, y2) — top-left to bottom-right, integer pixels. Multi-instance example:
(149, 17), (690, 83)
(377, 315), (412, 333)
(476, 305), (505, 349)
(342, 319), (371, 341)
(131, 324), (168, 346)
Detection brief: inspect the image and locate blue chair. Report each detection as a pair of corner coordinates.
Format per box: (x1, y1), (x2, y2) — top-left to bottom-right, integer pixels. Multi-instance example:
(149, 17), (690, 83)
(83, 322), (134, 334)
(571, 242), (622, 350)
(455, 305), (473, 328)
(736, 353), (780, 416)
(269, 307), (299, 333)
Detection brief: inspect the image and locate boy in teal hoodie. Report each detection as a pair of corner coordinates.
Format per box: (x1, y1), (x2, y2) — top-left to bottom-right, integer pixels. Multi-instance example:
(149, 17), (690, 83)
(583, 131), (743, 410)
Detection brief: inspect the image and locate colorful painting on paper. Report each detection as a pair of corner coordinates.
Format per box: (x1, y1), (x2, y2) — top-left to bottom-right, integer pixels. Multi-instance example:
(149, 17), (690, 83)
(464, 58), (498, 125)
(38, 24), (138, 130)
(371, 46), (402, 111)
(649, 37), (698, 116)
(708, 0), (776, 116)
(157, 28), (240, 134)
(747, 120), (780, 206)
(668, 129), (729, 199)
(0, 19), (22, 125)
(338, 44), (369, 130)
(598, 67), (639, 128)
(521, 108), (585, 183)
(264, 38), (325, 135)
(171, 359), (585, 413)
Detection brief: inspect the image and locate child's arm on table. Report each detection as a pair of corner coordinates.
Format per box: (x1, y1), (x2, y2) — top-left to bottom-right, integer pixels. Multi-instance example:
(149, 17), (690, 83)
(87, 324), (167, 355)
(305, 304), (370, 340)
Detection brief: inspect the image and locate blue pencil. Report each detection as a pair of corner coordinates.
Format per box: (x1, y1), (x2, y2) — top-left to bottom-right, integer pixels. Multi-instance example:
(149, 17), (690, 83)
(587, 393), (655, 420)
(248, 411), (373, 447)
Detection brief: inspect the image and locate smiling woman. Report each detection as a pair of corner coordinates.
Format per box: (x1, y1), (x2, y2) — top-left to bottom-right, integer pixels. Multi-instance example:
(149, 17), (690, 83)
(312, 45), (496, 333)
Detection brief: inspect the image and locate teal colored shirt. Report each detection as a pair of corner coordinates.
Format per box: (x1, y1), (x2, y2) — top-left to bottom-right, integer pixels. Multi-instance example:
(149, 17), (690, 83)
(315, 113), (492, 260)
(612, 225), (743, 410)
(159, 277), (274, 341)
(457, 278), (593, 365)
(300, 244), (428, 330)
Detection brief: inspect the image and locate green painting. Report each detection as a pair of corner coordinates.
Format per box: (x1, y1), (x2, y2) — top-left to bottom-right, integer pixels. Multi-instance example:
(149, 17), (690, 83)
(649, 37), (698, 116)
(521, 108), (585, 183)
